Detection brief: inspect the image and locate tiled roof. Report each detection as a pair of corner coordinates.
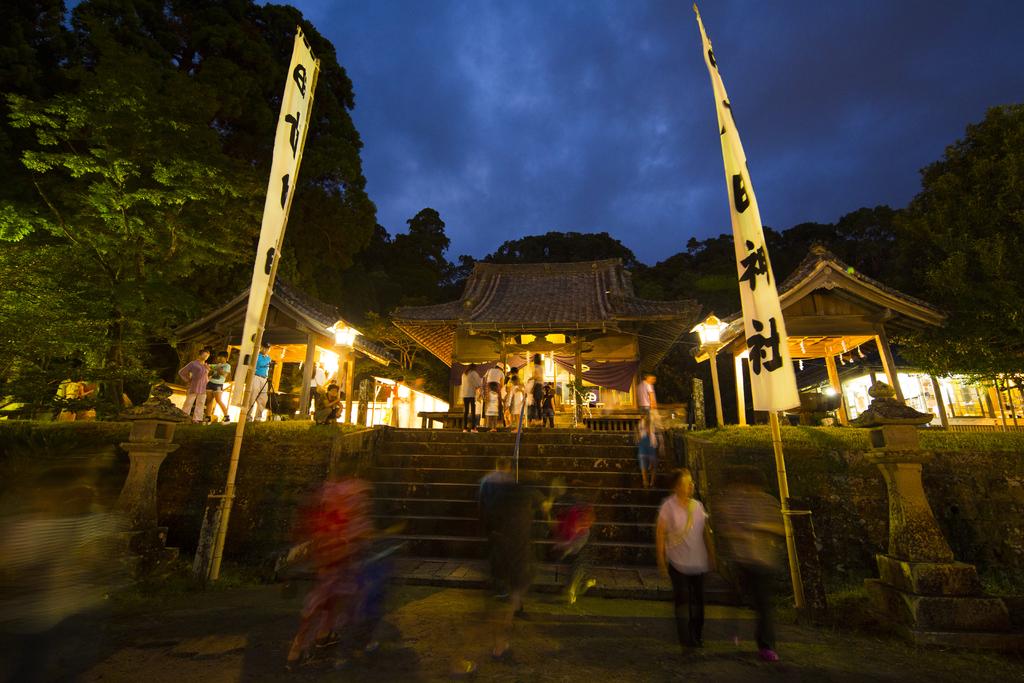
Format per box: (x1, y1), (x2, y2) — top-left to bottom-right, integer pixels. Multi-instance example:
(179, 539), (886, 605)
(174, 280), (394, 365)
(716, 244), (945, 347)
(777, 244), (942, 313)
(394, 259), (696, 326)
(393, 259), (701, 366)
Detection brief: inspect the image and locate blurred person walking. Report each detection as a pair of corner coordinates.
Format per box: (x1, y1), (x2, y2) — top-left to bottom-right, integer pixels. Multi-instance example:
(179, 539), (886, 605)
(636, 419), (658, 489)
(656, 468), (715, 651)
(483, 475), (549, 659)
(286, 478), (375, 670)
(713, 466), (786, 662)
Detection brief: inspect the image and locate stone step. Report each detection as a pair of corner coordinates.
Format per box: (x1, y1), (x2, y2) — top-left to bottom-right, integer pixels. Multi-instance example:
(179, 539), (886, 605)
(371, 465), (658, 489)
(384, 428), (636, 447)
(389, 534), (658, 565)
(372, 481), (670, 506)
(373, 497), (661, 523)
(377, 452), (653, 472)
(374, 514), (657, 544)
(390, 558), (739, 603)
(379, 441), (640, 458)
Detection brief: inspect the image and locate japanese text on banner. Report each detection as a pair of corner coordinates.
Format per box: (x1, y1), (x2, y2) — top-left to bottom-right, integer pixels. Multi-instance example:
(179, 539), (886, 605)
(694, 7), (799, 411)
(231, 30), (319, 406)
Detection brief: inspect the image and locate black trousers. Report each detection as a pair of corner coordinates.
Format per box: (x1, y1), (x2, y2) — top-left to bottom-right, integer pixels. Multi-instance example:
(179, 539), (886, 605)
(463, 397), (477, 429)
(736, 564), (776, 650)
(668, 566), (705, 647)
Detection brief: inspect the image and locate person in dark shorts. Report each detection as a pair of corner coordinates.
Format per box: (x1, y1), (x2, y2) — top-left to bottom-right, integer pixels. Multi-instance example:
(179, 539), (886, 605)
(541, 383), (556, 428)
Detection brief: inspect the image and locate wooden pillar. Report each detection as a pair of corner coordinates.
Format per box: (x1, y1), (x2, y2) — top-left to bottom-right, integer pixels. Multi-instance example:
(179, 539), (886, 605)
(574, 336), (584, 424)
(734, 353), (747, 426)
(874, 329), (904, 402)
(1005, 381), (1019, 428)
(930, 375), (949, 429)
(271, 352), (284, 395)
(994, 379), (1008, 430)
(708, 348), (724, 427)
(298, 336), (316, 419)
(825, 354), (849, 425)
(499, 332), (507, 370)
(343, 352), (355, 424)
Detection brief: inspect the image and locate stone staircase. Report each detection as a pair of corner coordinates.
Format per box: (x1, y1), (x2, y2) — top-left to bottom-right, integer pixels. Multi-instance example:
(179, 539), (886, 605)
(367, 428), (735, 602)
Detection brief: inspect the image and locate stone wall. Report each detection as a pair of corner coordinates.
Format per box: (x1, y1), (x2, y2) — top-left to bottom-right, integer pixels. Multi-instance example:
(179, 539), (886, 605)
(0, 423), (376, 568)
(679, 433), (1024, 578)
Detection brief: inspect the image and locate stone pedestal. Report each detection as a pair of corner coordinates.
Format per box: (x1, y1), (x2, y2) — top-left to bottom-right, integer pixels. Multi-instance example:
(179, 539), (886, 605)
(116, 384), (188, 574)
(854, 384), (1020, 649)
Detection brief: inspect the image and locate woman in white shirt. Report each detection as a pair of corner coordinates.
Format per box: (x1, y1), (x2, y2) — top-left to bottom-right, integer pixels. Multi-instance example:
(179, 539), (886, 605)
(656, 468), (715, 650)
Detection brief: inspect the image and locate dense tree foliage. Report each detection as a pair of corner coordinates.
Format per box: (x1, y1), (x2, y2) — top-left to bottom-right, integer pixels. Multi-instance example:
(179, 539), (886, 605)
(896, 105), (1024, 381)
(0, 0), (374, 408)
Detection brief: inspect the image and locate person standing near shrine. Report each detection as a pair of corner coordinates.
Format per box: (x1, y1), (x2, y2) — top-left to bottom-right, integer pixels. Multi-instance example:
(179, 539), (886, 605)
(506, 373), (527, 432)
(541, 383), (556, 429)
(528, 354), (544, 426)
(178, 348), (210, 423)
(483, 381), (504, 430)
(484, 363), (507, 426)
(250, 342), (273, 422)
(460, 364), (482, 432)
(205, 351), (231, 422)
(309, 362), (328, 417)
(656, 468), (715, 652)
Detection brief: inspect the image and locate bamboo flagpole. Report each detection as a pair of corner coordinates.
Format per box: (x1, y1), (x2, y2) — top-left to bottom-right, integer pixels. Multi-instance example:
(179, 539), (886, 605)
(206, 29), (320, 582)
(693, 5), (805, 608)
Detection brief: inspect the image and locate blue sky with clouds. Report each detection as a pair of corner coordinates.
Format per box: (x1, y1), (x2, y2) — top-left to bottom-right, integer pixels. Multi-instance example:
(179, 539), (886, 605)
(290, 0), (1024, 264)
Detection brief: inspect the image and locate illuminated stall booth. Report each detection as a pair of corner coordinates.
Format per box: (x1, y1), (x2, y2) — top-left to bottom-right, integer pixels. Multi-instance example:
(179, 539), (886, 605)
(812, 366), (1020, 430)
(392, 259), (701, 429)
(173, 280), (399, 423)
(712, 245), (953, 426)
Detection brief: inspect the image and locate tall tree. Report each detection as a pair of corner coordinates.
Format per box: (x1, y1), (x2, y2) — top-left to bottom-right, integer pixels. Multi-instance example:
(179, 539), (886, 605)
(897, 104), (1024, 380)
(68, 0), (377, 306)
(486, 231), (640, 268)
(2, 38), (260, 396)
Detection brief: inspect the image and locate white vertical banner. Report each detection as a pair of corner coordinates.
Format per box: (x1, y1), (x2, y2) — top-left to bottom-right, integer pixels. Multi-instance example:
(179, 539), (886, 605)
(230, 29), (320, 406)
(694, 6), (799, 412)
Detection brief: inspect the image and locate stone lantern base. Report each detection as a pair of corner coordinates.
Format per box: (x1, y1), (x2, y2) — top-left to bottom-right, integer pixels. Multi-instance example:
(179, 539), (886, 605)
(865, 558), (1018, 648)
(858, 424), (1021, 649)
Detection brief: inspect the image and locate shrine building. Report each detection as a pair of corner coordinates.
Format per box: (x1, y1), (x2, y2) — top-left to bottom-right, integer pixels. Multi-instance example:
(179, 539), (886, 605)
(392, 259), (701, 418)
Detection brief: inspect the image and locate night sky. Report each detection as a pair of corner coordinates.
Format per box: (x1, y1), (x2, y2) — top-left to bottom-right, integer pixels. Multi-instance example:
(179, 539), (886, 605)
(292, 0), (1024, 264)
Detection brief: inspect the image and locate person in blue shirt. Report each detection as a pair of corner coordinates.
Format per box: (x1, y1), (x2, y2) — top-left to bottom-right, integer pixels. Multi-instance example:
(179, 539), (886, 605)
(250, 341), (273, 421)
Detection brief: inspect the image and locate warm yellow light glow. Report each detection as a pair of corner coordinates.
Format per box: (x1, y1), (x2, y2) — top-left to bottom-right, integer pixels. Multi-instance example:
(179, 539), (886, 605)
(520, 334), (536, 345)
(333, 325), (357, 347)
(545, 333), (566, 344)
(320, 349), (340, 377)
(691, 313), (729, 347)
(823, 386), (838, 397)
